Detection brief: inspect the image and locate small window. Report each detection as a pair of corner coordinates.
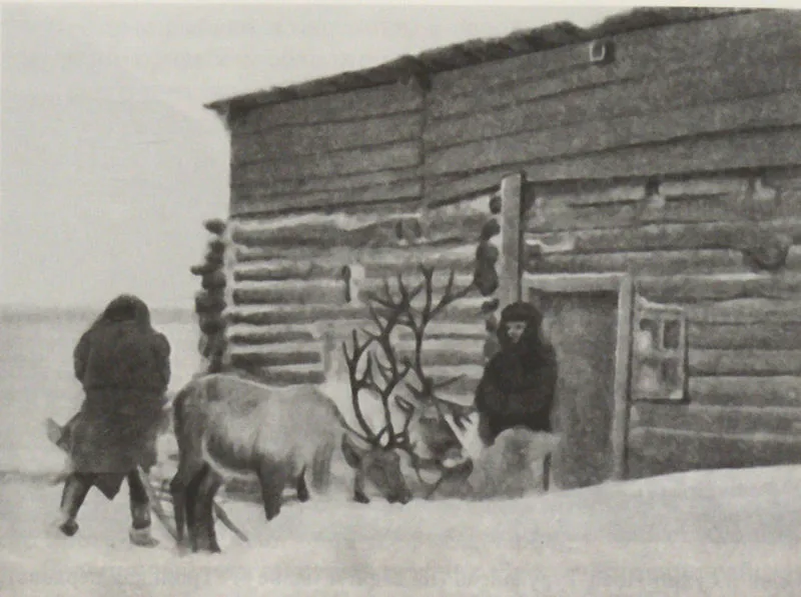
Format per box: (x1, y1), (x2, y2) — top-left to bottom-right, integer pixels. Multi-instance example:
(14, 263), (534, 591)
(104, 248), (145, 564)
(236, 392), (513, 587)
(631, 295), (687, 401)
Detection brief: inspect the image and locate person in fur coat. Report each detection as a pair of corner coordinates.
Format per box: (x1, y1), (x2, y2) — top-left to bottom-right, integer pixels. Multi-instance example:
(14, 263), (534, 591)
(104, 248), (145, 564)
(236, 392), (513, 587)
(474, 301), (558, 446)
(56, 295), (171, 547)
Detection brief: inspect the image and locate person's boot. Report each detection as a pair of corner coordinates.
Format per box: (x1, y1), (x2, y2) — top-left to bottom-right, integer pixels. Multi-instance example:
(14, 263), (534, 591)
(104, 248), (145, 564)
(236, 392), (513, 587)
(129, 503), (159, 548)
(58, 475), (91, 537)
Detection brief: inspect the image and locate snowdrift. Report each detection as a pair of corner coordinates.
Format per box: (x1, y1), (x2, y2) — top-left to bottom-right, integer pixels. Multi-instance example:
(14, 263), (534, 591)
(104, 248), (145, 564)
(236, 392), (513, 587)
(2, 464), (800, 597)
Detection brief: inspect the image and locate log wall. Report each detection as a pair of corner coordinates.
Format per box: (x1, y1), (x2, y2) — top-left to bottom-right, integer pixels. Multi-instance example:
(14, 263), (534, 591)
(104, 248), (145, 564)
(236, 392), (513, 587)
(523, 166), (801, 479)
(222, 192), (500, 403)
(226, 11), (801, 213)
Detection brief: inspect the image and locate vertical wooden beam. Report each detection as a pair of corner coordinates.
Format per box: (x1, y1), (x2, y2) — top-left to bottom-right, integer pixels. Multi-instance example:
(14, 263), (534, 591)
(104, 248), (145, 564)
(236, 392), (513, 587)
(498, 172), (524, 310)
(610, 275), (635, 481)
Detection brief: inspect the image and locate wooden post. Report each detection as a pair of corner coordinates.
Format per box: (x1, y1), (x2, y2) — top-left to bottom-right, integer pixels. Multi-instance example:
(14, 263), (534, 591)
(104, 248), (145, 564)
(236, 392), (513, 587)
(610, 275), (634, 481)
(498, 172), (524, 310)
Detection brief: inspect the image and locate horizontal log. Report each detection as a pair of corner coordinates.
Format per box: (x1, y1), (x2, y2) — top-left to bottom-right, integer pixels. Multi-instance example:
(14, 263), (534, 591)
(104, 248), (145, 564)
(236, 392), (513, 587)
(636, 273), (801, 303)
(395, 344), (485, 368)
(525, 248), (745, 276)
(423, 128), (801, 203)
(430, 10), (794, 109)
(232, 243), (476, 276)
(395, 322), (487, 341)
(688, 349), (801, 376)
(232, 280), (348, 306)
(681, 298), (801, 324)
(521, 126), (801, 185)
(524, 219), (801, 253)
(233, 261), (345, 282)
(358, 271), (476, 297)
(688, 322), (801, 350)
(630, 403), (801, 436)
(425, 91), (801, 176)
(234, 83), (424, 132)
(232, 141), (421, 186)
(688, 376), (801, 407)
(231, 167), (421, 202)
(226, 362), (326, 386)
(627, 426), (801, 478)
(528, 194), (753, 232)
(232, 112), (423, 163)
(227, 328), (317, 346)
(226, 305), (367, 326)
(231, 201), (487, 250)
(425, 35), (801, 150)
(228, 345), (322, 367)
(424, 171), (505, 206)
(232, 180), (422, 216)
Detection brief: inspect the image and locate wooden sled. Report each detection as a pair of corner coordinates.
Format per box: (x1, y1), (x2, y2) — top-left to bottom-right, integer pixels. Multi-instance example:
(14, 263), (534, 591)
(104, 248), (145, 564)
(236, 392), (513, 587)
(45, 417), (248, 544)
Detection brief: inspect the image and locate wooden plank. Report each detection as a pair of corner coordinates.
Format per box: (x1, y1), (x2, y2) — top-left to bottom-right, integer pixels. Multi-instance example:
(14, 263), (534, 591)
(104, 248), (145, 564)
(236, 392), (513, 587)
(227, 328), (316, 346)
(630, 403), (801, 436)
(524, 219), (801, 253)
(233, 243), (476, 275)
(424, 170), (506, 206)
(232, 280), (348, 306)
(232, 167), (420, 199)
(395, 347), (485, 368)
(689, 349), (801, 376)
(521, 127), (801, 184)
(226, 305), (367, 326)
(688, 322), (801, 350)
(627, 426), (801, 479)
(426, 91), (801, 176)
(430, 10), (797, 109)
(526, 248), (745, 276)
(636, 272), (801, 303)
(688, 376), (801, 407)
(227, 362), (326, 386)
(233, 261), (344, 282)
(234, 83), (424, 132)
(522, 272), (625, 294)
(425, 40), (801, 150)
(232, 142), (421, 185)
(611, 276), (634, 480)
(232, 181), (423, 217)
(228, 345), (322, 368)
(682, 298), (801, 324)
(231, 204), (487, 250)
(232, 112), (424, 163)
(498, 173), (523, 309)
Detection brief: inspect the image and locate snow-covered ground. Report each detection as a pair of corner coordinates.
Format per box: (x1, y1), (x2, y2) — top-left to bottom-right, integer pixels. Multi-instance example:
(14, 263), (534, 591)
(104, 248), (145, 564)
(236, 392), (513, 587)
(2, 464), (800, 597)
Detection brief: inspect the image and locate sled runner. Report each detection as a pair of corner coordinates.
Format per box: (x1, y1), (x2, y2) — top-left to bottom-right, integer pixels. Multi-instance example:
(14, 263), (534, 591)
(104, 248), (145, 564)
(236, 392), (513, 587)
(45, 417), (248, 544)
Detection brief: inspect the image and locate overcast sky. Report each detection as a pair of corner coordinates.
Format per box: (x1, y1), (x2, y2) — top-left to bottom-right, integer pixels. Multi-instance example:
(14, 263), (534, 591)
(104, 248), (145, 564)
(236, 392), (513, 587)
(1, 1), (782, 310)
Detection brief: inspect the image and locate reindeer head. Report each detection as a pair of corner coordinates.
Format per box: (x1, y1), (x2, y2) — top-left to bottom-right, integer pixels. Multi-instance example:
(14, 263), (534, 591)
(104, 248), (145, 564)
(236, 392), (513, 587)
(342, 265), (477, 499)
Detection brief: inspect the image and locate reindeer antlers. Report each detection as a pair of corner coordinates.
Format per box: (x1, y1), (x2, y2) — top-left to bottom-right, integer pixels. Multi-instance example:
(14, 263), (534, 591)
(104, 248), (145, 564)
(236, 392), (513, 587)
(342, 264), (476, 449)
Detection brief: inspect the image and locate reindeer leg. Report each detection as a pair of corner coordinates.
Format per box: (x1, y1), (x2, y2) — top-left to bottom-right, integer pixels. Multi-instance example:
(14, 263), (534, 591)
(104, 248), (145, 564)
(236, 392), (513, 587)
(353, 470), (370, 504)
(184, 465), (206, 552)
(169, 471), (189, 546)
(296, 467), (310, 503)
(258, 460), (286, 521)
(196, 469), (223, 553)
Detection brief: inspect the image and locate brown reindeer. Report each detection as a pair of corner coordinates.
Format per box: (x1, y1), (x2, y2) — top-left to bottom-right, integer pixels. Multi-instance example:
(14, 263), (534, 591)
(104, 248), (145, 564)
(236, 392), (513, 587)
(169, 372), (413, 553)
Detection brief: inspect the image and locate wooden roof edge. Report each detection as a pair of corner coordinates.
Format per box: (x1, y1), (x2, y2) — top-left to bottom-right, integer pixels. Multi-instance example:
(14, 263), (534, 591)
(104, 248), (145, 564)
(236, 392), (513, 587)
(204, 7), (766, 116)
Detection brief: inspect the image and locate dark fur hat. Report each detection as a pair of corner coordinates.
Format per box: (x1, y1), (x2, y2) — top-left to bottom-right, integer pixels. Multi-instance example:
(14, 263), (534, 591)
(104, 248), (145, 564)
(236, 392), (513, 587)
(500, 301), (542, 326)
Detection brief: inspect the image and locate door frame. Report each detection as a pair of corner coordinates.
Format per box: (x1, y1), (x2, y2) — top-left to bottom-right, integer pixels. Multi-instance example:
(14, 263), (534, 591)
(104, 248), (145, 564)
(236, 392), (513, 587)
(497, 172), (635, 480)
(519, 272), (635, 481)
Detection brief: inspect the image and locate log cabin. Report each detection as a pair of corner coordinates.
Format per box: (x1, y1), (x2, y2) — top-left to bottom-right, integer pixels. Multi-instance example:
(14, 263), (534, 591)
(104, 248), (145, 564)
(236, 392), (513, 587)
(194, 7), (801, 489)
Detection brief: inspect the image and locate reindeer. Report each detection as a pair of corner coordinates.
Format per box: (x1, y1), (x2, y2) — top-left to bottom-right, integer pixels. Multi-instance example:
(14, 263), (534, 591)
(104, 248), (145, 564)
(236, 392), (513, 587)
(169, 371), (414, 553)
(352, 265), (478, 497)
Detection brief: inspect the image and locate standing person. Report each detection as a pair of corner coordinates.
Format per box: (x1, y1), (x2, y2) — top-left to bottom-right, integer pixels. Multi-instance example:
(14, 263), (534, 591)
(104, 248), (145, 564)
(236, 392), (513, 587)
(474, 301), (558, 446)
(56, 294), (171, 547)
